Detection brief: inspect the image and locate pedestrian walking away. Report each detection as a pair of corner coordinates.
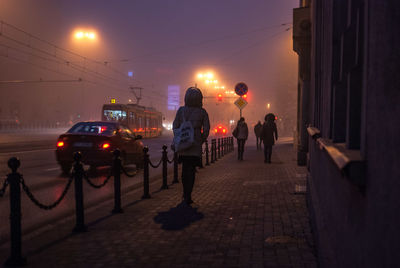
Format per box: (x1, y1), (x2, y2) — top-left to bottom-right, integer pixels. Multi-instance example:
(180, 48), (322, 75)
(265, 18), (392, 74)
(172, 87), (210, 205)
(254, 121), (262, 150)
(232, 117), (248, 161)
(260, 113), (278, 163)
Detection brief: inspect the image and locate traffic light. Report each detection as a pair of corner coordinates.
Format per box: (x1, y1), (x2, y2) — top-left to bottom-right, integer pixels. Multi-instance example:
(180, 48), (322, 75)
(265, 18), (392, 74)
(242, 94), (247, 100)
(217, 93), (223, 102)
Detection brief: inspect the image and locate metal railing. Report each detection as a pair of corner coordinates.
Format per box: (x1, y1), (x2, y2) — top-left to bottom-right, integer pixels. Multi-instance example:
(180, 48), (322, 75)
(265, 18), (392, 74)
(0, 136), (234, 265)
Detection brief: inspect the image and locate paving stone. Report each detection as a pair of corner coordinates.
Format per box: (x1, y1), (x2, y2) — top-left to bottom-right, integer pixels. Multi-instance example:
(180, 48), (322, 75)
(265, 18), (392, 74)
(0, 142), (316, 267)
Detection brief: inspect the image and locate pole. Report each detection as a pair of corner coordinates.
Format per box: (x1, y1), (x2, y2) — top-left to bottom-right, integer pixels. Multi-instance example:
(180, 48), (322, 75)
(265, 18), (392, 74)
(161, 145), (169, 189)
(142, 147), (151, 199)
(72, 152), (87, 233)
(5, 157), (26, 266)
(112, 149), (123, 214)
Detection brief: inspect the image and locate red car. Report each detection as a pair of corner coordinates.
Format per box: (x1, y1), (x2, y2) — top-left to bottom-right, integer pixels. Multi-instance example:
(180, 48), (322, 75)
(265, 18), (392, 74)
(213, 125), (228, 136)
(55, 121), (144, 174)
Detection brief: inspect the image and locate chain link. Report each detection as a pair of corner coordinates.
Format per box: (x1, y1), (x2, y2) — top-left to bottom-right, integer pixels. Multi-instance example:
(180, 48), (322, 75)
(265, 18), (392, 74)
(21, 174), (73, 210)
(0, 177), (8, 197)
(83, 170), (113, 189)
(167, 155), (175, 164)
(149, 158), (162, 168)
(121, 166), (137, 177)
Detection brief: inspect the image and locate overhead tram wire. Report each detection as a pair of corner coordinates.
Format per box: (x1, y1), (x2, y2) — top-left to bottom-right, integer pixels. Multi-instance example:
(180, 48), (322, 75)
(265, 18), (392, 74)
(0, 20), (151, 89)
(216, 27), (293, 64)
(114, 22), (293, 63)
(0, 33), (128, 87)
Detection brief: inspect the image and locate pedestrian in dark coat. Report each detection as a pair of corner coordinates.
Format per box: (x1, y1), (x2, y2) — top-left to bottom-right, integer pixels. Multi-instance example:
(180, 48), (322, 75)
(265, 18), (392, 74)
(232, 117), (248, 160)
(260, 113), (278, 163)
(173, 87), (210, 205)
(254, 121), (262, 150)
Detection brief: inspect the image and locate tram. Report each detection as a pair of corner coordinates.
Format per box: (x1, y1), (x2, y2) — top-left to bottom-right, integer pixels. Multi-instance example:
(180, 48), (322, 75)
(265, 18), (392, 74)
(101, 103), (163, 138)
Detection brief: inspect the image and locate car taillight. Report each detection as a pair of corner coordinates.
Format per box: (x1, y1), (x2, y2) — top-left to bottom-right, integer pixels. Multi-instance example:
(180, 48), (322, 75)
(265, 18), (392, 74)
(222, 129), (226, 133)
(214, 128), (218, 133)
(102, 143), (110, 149)
(57, 141), (64, 147)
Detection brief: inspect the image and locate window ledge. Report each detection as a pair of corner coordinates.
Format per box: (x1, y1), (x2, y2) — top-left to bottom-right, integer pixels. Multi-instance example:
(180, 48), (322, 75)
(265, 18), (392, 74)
(308, 127), (365, 187)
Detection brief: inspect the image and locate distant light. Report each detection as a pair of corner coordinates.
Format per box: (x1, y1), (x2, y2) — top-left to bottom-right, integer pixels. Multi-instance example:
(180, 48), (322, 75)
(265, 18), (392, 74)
(206, 72), (214, 79)
(197, 73), (203, 79)
(128, 71), (133, 77)
(267, 103), (270, 109)
(205, 80), (210, 84)
(57, 141), (64, 147)
(73, 29), (97, 41)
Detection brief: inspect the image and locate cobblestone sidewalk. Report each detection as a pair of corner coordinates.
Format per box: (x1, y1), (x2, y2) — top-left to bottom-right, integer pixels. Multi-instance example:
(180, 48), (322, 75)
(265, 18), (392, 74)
(3, 141), (317, 267)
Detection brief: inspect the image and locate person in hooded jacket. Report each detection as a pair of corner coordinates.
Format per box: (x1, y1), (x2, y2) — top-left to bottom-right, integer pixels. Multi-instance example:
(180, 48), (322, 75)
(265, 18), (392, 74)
(254, 121), (263, 150)
(260, 113), (278, 163)
(233, 117), (248, 160)
(173, 87), (210, 205)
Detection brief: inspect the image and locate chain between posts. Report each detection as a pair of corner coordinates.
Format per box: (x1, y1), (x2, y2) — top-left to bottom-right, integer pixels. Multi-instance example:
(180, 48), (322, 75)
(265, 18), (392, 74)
(83, 171), (113, 189)
(121, 166), (137, 177)
(149, 158), (162, 168)
(20, 174), (74, 210)
(0, 178), (8, 197)
(167, 155), (174, 164)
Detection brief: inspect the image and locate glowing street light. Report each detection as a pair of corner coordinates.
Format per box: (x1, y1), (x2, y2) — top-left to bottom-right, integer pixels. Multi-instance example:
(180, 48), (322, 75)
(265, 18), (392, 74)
(267, 103), (271, 109)
(73, 29), (97, 41)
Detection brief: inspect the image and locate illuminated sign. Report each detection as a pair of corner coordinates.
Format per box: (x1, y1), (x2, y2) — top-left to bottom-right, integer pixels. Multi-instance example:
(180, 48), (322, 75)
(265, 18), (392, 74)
(168, 85), (180, 110)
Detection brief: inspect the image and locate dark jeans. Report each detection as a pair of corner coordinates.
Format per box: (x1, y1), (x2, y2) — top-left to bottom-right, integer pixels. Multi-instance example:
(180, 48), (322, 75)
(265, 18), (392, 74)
(180, 155), (199, 202)
(237, 139), (246, 160)
(256, 137), (262, 149)
(264, 144), (273, 162)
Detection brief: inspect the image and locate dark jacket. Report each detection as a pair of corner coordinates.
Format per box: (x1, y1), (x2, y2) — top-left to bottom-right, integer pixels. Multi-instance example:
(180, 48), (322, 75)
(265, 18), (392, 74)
(234, 121), (248, 140)
(173, 88), (210, 157)
(254, 122), (262, 137)
(260, 121), (278, 146)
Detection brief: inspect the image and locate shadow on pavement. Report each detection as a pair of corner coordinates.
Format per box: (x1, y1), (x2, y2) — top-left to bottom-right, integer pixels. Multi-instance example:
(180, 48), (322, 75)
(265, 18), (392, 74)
(153, 202), (204, 230)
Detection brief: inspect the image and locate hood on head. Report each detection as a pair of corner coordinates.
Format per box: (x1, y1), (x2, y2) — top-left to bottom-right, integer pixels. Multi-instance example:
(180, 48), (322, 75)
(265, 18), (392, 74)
(184, 87), (203, 108)
(265, 113), (275, 122)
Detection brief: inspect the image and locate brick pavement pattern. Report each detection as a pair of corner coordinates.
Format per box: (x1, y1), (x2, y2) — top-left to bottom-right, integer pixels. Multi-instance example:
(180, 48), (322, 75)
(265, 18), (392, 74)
(6, 141), (317, 267)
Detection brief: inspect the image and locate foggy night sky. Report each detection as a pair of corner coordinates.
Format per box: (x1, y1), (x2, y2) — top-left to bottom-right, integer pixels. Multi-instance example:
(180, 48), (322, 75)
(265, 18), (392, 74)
(0, 0), (298, 131)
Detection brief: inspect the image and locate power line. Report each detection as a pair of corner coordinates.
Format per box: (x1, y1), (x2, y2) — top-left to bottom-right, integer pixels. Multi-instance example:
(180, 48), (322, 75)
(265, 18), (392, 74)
(116, 22), (293, 63)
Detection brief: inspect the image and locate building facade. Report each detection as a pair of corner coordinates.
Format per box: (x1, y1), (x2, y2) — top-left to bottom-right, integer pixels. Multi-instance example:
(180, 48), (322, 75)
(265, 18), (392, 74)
(293, 0), (400, 267)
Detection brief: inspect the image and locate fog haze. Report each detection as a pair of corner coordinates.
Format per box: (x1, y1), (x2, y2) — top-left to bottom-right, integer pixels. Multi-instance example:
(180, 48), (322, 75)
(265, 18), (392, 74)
(0, 0), (298, 135)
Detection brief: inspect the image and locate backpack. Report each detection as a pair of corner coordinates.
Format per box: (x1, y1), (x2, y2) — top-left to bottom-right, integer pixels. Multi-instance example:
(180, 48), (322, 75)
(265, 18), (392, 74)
(172, 108), (195, 152)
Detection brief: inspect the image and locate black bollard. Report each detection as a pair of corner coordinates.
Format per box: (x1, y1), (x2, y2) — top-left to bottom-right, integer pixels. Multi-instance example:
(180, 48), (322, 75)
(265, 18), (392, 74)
(199, 149), (204, 169)
(142, 147), (151, 199)
(172, 152), (179, 183)
(217, 138), (221, 159)
(72, 152), (87, 233)
(5, 157), (26, 266)
(211, 140), (215, 163)
(205, 140), (210, 166)
(112, 149), (123, 214)
(221, 138), (225, 157)
(161, 145), (168, 190)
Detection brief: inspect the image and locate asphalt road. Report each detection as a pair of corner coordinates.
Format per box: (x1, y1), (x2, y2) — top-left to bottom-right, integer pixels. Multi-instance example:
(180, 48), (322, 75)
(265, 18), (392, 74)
(0, 130), (176, 245)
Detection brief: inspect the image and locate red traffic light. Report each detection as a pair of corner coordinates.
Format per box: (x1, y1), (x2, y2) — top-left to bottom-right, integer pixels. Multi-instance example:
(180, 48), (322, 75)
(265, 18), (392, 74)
(242, 94), (247, 100)
(217, 93), (223, 102)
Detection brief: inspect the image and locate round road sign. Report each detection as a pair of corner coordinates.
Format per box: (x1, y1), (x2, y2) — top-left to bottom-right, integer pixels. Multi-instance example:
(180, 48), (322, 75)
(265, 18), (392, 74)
(235, 82), (248, 96)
